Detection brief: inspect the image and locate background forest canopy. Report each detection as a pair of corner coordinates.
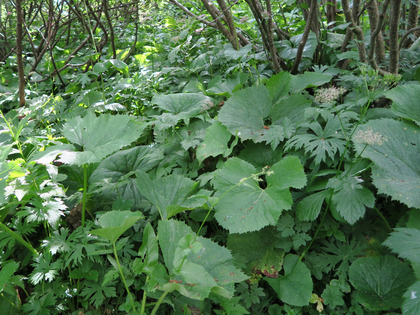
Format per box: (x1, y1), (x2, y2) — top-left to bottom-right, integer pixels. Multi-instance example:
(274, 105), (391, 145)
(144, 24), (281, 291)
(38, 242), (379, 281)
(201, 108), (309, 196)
(0, 0), (420, 314)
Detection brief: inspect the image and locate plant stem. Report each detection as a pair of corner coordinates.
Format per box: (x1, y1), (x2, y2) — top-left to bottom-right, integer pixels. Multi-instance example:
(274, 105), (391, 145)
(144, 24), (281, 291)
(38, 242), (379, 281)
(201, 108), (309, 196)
(299, 190), (334, 261)
(140, 276), (149, 315)
(113, 241), (136, 312)
(150, 291), (168, 315)
(373, 206), (392, 232)
(0, 221), (38, 255)
(81, 164), (88, 227)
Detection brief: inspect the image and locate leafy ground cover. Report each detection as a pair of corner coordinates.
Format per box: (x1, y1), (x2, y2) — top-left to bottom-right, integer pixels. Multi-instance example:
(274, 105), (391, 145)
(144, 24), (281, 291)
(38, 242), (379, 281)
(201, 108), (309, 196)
(1, 1), (420, 314)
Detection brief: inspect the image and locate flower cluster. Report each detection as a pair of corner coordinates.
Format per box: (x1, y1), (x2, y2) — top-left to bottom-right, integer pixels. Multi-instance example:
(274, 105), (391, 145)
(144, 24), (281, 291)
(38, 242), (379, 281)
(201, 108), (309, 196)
(314, 86), (347, 103)
(353, 127), (387, 145)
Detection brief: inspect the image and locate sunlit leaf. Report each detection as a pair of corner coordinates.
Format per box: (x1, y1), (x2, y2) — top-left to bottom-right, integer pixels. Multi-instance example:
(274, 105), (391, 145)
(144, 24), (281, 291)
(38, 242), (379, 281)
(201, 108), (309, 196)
(90, 210), (143, 243)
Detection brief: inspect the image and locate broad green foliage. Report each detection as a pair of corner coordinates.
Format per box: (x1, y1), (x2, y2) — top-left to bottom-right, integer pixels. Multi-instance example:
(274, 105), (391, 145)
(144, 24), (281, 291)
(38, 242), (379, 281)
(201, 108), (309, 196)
(348, 256), (414, 310)
(90, 210), (143, 243)
(327, 175), (375, 224)
(384, 228), (420, 264)
(266, 254), (313, 306)
(152, 93), (214, 129)
(385, 84), (420, 126)
(89, 146), (162, 207)
(1, 3), (419, 312)
(227, 227), (283, 275)
(290, 72), (332, 93)
(136, 172), (205, 219)
(196, 121), (237, 163)
(158, 220), (247, 300)
(218, 85), (272, 143)
(403, 281), (420, 315)
(212, 156), (306, 233)
(353, 119), (420, 209)
(34, 111), (146, 166)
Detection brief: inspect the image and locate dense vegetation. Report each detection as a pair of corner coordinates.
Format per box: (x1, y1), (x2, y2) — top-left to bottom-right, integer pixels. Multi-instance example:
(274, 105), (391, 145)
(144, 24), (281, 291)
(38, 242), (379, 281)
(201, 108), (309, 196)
(1, 0), (420, 314)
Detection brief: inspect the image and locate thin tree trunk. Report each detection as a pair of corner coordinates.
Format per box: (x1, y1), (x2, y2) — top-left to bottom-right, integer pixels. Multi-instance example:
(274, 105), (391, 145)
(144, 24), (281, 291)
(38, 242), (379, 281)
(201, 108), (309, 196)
(326, 0), (337, 28)
(367, 0), (390, 75)
(404, 0), (420, 48)
(341, 0), (367, 62)
(389, 0), (402, 74)
(291, 0), (317, 74)
(103, 0), (116, 58)
(266, 0), (280, 73)
(200, 0), (241, 49)
(367, 0), (385, 63)
(16, 0), (26, 107)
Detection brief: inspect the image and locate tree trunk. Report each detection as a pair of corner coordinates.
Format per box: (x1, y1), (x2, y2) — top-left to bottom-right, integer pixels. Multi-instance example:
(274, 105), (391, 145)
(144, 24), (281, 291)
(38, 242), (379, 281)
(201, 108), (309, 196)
(341, 0), (367, 62)
(389, 0), (402, 74)
(291, 0), (317, 73)
(16, 0), (26, 107)
(366, 0), (385, 63)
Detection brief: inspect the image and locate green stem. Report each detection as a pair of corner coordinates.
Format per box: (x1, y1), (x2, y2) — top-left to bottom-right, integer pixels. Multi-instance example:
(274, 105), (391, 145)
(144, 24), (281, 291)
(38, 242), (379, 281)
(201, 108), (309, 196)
(150, 291), (168, 315)
(81, 164), (88, 227)
(113, 241), (136, 312)
(140, 276), (149, 315)
(0, 222), (38, 255)
(373, 206), (392, 232)
(299, 190), (334, 261)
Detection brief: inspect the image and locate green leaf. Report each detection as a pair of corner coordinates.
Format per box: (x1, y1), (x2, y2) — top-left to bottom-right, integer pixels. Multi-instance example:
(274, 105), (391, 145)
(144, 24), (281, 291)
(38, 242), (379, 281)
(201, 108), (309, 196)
(322, 280), (345, 308)
(0, 261), (19, 293)
(266, 254), (313, 306)
(286, 117), (347, 164)
(196, 121), (236, 164)
(290, 72), (332, 93)
(207, 74), (247, 96)
(108, 59), (128, 75)
(152, 93), (214, 116)
(266, 71), (292, 103)
(403, 281), (420, 315)
(158, 220), (247, 300)
(352, 119), (420, 209)
(348, 255), (414, 310)
(89, 210), (143, 243)
(328, 176), (375, 224)
(89, 146), (163, 208)
(136, 172), (200, 219)
(227, 227), (283, 275)
(218, 85), (272, 142)
(296, 189), (331, 221)
(152, 93), (214, 130)
(270, 94), (312, 124)
(385, 84), (420, 126)
(133, 223), (159, 275)
(212, 156), (306, 233)
(58, 111), (146, 165)
(383, 228), (420, 264)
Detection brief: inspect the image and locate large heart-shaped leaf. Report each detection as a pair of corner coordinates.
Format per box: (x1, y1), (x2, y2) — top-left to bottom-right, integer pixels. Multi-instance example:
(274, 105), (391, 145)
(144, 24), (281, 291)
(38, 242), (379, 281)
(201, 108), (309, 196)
(90, 210), (143, 243)
(212, 156), (306, 233)
(349, 255), (414, 310)
(352, 119), (420, 209)
(218, 85), (272, 143)
(158, 220), (247, 300)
